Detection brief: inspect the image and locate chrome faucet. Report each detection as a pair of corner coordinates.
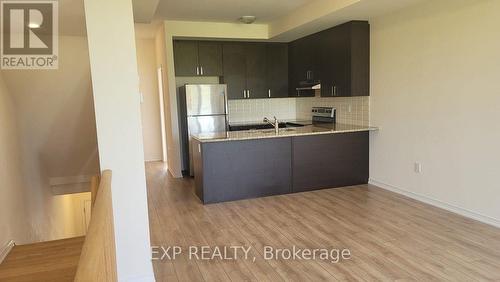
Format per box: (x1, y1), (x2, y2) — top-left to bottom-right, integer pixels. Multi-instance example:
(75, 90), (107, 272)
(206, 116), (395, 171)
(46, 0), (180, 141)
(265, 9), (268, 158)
(263, 116), (279, 134)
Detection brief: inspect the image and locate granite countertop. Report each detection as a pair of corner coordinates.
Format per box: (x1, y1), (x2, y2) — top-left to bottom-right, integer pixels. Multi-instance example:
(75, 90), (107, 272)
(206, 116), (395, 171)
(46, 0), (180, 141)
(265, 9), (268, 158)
(192, 123), (378, 143)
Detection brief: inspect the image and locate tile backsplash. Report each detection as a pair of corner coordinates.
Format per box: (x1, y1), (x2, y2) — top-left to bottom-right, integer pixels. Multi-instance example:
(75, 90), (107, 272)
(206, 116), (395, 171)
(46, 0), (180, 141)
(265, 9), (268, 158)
(228, 98), (297, 123)
(296, 96), (369, 126)
(175, 78), (370, 126)
(228, 95), (369, 126)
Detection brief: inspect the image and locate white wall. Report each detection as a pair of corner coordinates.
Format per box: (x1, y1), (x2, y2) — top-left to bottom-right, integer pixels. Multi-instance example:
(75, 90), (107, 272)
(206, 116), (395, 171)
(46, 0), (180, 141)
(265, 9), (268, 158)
(155, 24), (177, 174)
(3, 37), (99, 182)
(136, 38), (163, 162)
(161, 24), (185, 177)
(84, 0), (154, 280)
(1, 36), (99, 242)
(370, 0), (500, 226)
(0, 73), (31, 247)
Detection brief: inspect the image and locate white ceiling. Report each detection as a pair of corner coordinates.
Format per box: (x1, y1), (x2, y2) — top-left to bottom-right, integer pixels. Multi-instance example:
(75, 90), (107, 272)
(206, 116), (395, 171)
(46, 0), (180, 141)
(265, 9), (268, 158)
(59, 0), (426, 40)
(270, 0), (427, 41)
(155, 0), (311, 23)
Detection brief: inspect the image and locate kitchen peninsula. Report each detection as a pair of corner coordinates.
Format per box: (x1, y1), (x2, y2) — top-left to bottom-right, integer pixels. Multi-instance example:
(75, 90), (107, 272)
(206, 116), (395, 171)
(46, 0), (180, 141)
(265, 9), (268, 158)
(192, 122), (377, 204)
(175, 20), (376, 204)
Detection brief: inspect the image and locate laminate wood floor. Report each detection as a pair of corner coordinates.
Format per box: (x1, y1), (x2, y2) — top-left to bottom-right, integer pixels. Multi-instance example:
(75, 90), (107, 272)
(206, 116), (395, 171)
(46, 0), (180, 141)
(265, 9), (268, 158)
(0, 236), (84, 282)
(146, 162), (500, 281)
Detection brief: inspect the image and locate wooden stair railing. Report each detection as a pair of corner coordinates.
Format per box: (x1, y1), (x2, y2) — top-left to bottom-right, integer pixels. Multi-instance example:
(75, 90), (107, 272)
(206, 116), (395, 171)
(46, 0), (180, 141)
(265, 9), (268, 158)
(90, 174), (100, 207)
(75, 170), (117, 282)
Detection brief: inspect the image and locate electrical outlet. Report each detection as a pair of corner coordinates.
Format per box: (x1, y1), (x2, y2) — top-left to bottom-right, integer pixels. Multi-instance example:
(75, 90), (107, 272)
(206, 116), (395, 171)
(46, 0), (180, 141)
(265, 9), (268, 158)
(414, 162), (422, 173)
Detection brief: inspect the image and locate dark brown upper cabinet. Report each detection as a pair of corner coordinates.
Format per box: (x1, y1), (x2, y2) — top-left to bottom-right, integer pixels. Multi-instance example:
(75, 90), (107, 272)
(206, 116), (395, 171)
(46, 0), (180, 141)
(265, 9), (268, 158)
(319, 21), (369, 97)
(221, 43), (248, 100)
(173, 21), (369, 98)
(197, 42), (224, 76)
(289, 20), (369, 98)
(288, 33), (322, 97)
(173, 41), (198, 76)
(222, 43), (268, 100)
(266, 43), (289, 98)
(245, 43), (268, 99)
(223, 42), (289, 100)
(173, 40), (223, 77)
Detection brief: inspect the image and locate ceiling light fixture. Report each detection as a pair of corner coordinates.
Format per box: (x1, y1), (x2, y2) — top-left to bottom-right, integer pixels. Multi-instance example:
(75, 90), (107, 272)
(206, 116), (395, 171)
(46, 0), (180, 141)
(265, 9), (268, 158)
(239, 16), (256, 24)
(28, 22), (40, 28)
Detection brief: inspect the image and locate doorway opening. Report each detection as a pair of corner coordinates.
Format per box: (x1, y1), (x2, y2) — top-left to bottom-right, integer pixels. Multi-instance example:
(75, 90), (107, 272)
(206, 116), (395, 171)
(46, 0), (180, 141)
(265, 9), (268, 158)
(157, 66), (168, 164)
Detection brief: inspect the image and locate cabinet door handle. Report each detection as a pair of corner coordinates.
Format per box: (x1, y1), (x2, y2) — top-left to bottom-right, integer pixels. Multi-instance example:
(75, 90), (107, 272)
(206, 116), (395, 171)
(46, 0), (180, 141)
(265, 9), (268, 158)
(306, 70), (313, 80)
(268, 89), (271, 98)
(196, 67), (199, 75)
(247, 90), (250, 98)
(200, 66), (204, 75)
(243, 90), (246, 98)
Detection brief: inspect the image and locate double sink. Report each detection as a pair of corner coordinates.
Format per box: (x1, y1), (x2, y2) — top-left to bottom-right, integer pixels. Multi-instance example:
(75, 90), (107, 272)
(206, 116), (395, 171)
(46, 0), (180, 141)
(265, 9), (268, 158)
(228, 122), (305, 132)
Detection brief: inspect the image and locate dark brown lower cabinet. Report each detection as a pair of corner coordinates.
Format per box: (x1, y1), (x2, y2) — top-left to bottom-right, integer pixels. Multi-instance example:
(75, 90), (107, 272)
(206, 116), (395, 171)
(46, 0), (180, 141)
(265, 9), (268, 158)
(193, 132), (369, 204)
(193, 138), (292, 204)
(292, 132), (369, 192)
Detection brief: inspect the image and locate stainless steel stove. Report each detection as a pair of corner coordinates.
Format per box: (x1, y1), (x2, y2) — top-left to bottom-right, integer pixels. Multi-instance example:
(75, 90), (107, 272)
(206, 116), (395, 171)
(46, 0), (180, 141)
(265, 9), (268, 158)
(312, 107), (336, 127)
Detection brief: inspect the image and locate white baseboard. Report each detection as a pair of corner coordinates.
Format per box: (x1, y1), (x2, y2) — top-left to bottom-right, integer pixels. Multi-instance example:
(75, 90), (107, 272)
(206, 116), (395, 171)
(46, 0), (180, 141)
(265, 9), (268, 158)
(369, 178), (500, 228)
(0, 240), (15, 264)
(123, 273), (156, 282)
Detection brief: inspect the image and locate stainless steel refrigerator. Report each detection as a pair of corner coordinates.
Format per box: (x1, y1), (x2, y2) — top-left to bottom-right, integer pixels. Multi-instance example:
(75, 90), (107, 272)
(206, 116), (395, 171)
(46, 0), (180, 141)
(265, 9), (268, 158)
(178, 84), (228, 175)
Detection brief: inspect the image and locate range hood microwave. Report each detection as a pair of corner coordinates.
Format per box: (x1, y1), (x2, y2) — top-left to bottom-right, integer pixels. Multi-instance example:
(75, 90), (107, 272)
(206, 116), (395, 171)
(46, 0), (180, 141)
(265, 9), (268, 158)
(296, 80), (321, 91)
(296, 70), (321, 91)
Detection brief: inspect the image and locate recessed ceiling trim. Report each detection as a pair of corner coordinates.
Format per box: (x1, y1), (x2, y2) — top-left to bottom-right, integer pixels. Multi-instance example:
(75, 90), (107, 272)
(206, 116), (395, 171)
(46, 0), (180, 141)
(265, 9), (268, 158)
(165, 20), (269, 40)
(132, 0), (160, 23)
(156, 0), (427, 42)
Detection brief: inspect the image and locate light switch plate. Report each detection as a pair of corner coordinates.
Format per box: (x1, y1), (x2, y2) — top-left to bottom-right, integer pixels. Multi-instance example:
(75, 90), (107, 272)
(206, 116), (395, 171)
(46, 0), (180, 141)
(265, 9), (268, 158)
(414, 162), (422, 173)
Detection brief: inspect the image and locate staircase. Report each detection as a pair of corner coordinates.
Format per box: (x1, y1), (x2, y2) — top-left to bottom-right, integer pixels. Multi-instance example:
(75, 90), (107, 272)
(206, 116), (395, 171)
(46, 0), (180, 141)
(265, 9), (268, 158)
(0, 237), (85, 281)
(0, 171), (115, 282)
